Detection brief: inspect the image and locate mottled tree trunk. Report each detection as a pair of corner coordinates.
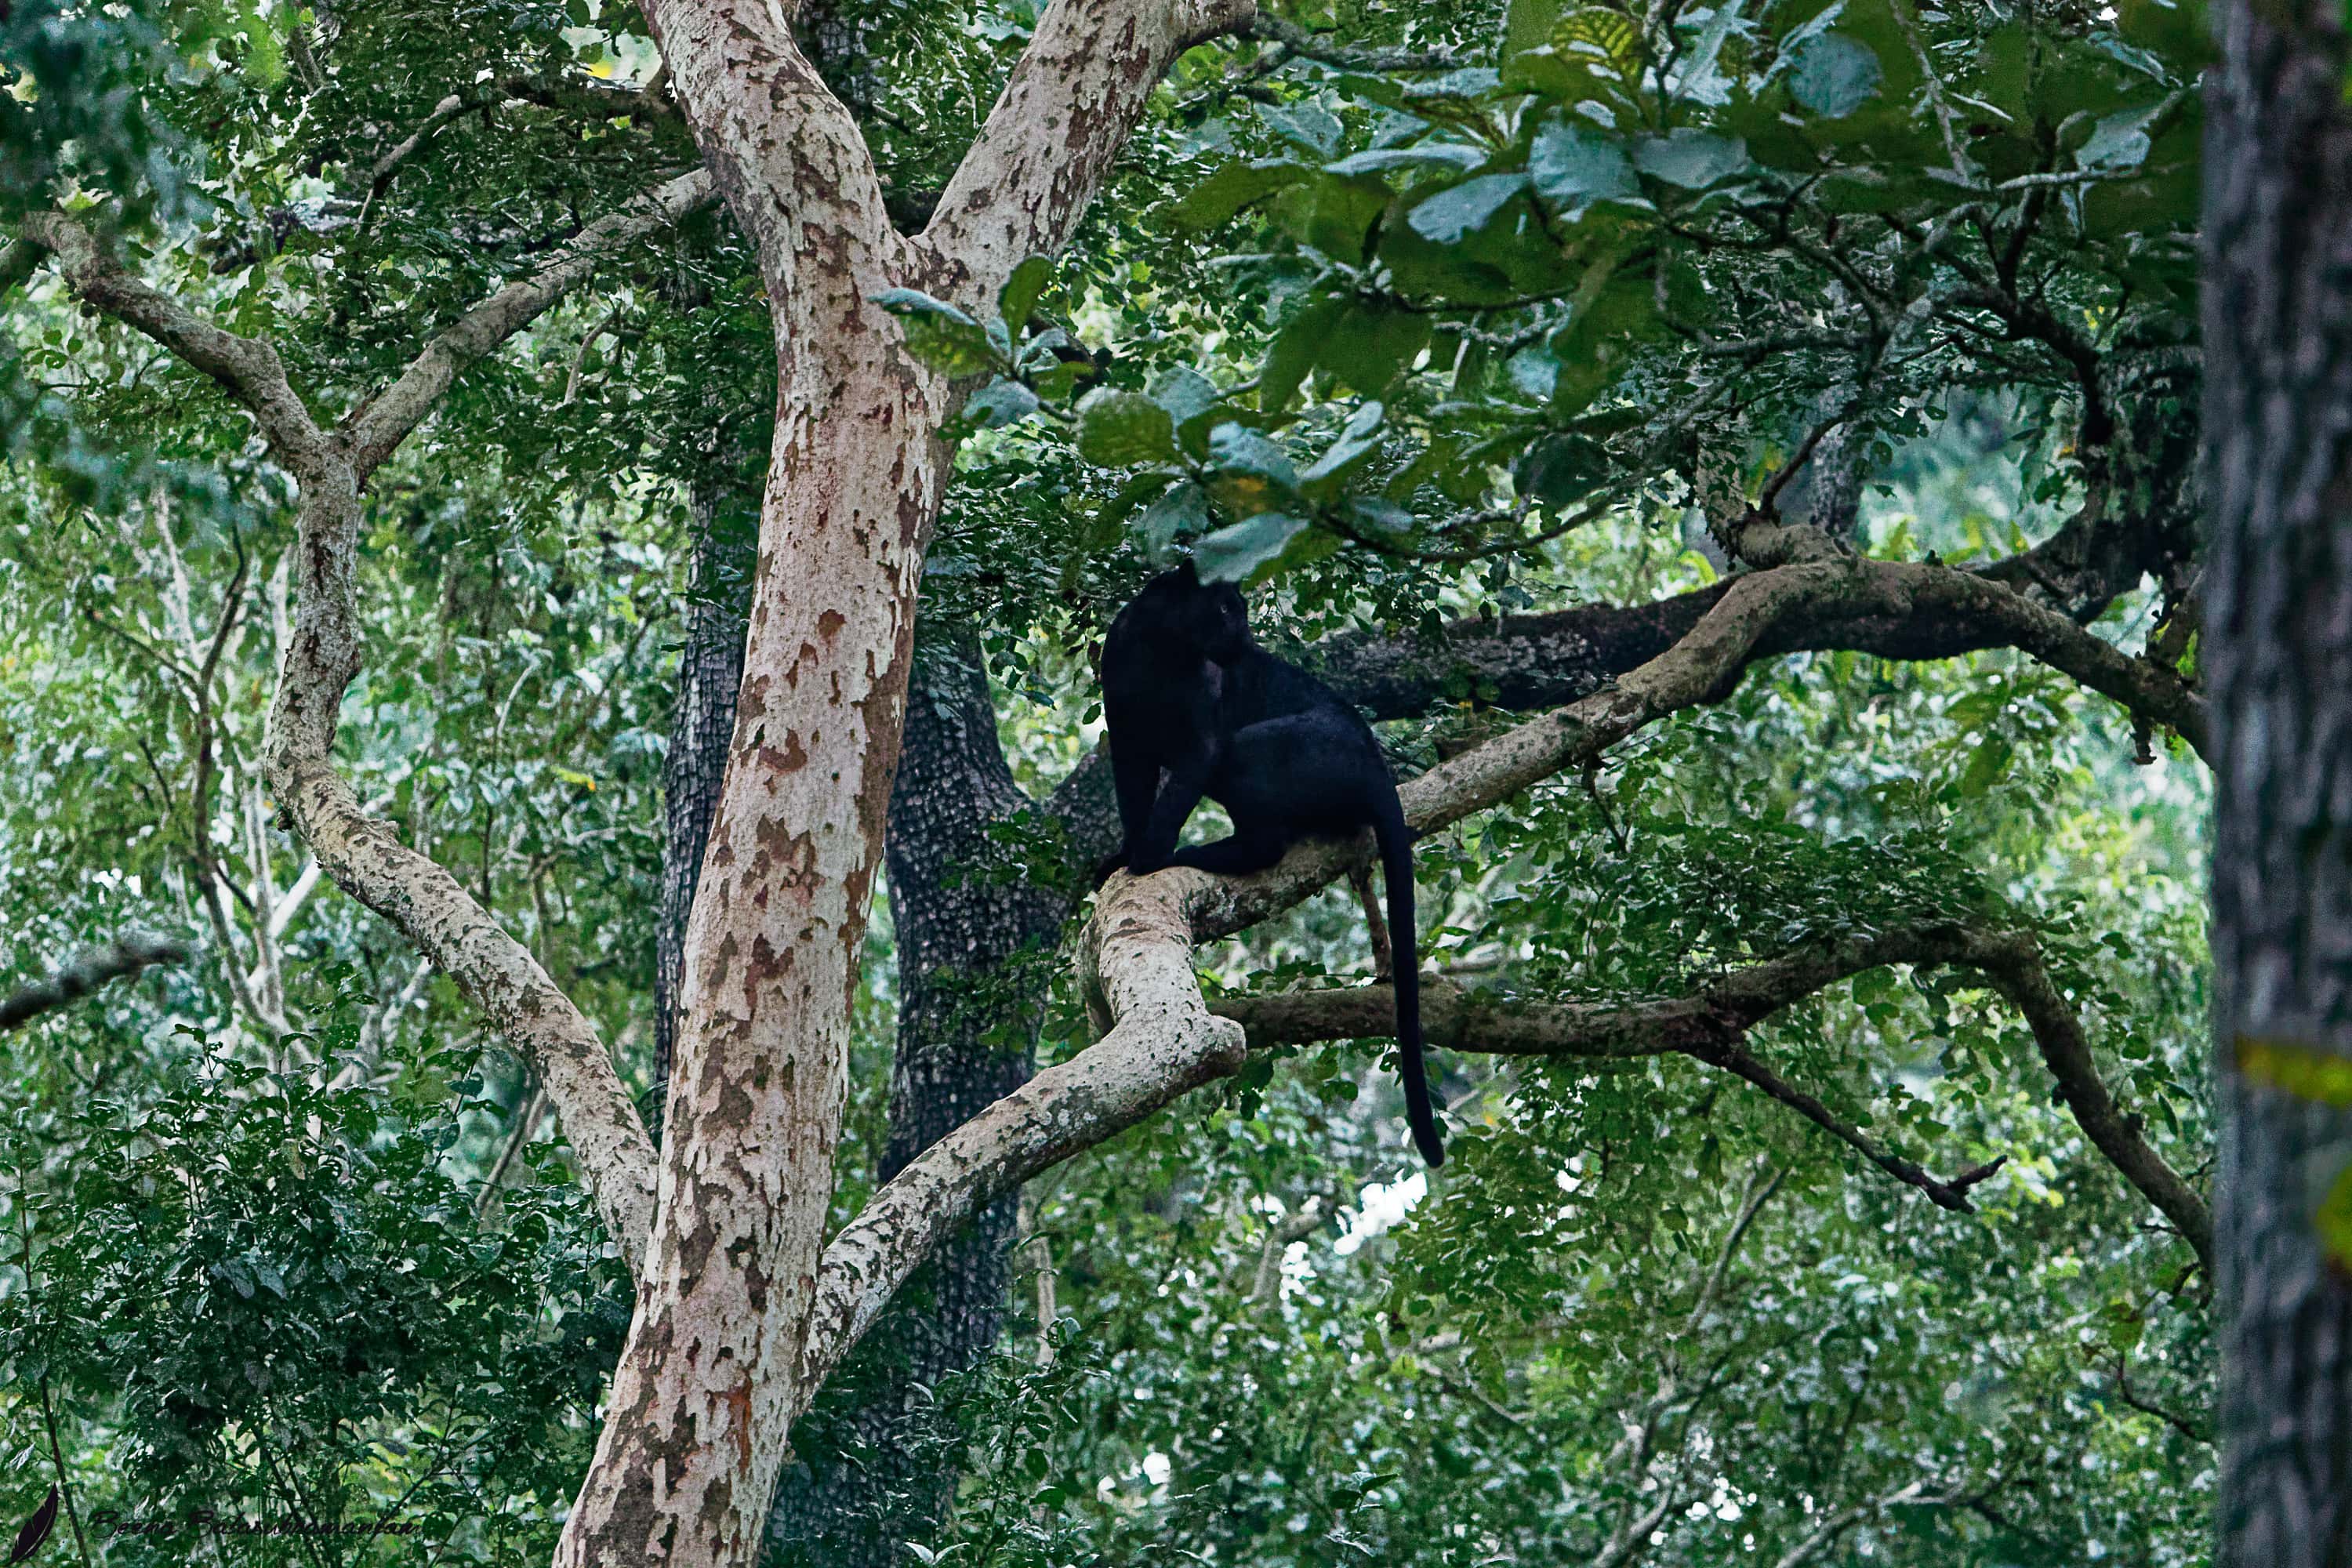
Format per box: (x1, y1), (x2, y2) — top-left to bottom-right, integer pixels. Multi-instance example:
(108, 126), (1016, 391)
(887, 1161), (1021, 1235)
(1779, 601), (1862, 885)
(2206, 5), (2352, 1564)
(765, 627), (1087, 1565)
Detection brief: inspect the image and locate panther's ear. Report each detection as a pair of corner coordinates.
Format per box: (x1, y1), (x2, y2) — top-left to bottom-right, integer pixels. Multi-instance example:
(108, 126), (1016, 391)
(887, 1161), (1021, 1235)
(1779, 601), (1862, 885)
(1172, 557), (1201, 583)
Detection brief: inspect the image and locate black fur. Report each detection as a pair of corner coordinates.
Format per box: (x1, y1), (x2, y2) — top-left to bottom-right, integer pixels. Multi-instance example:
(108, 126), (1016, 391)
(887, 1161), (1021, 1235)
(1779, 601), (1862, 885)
(1096, 563), (1444, 1167)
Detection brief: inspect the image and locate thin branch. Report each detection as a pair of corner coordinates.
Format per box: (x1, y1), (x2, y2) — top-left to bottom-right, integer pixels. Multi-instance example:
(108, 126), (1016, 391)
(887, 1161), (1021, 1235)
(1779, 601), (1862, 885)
(341, 168), (715, 476)
(358, 92), (480, 224)
(1212, 920), (2211, 1265)
(1243, 13), (1465, 71)
(0, 935), (189, 1033)
(2107, 1351), (2212, 1444)
(1682, 1161), (1784, 1340)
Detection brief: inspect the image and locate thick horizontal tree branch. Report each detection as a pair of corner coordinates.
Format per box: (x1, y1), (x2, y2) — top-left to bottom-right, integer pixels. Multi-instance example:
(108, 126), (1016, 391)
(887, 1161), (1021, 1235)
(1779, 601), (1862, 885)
(1214, 920), (2209, 1262)
(1215, 931), (2006, 1212)
(1242, 13), (1464, 71)
(0, 935), (189, 1033)
(828, 550), (2212, 1350)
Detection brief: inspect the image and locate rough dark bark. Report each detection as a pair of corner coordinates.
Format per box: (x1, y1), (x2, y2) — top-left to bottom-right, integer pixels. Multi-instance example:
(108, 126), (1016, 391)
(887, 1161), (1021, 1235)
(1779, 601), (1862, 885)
(2206, 5), (2352, 1563)
(764, 627), (1083, 1566)
(655, 481), (759, 1093)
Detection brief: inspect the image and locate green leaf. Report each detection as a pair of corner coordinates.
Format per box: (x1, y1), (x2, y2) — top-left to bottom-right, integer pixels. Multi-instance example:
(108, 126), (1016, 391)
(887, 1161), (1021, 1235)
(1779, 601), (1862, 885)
(1530, 122), (1640, 214)
(1172, 159), (1310, 231)
(1149, 366), (1222, 431)
(1139, 481), (1210, 557)
(1074, 388), (1178, 466)
(1407, 173), (1531, 242)
(2077, 103), (2161, 170)
(1789, 33), (1883, 118)
(1261, 296), (1346, 410)
(998, 256), (1053, 327)
(1301, 401), (1387, 488)
(1194, 513), (1311, 583)
(1345, 495), (1417, 539)
(1957, 735), (2013, 797)
(1325, 145), (1487, 176)
(872, 289), (996, 376)
(1323, 300), (1432, 396)
(1554, 5), (1642, 67)
(1631, 129), (1749, 188)
(1504, 0), (1564, 57)
(1260, 102), (1345, 158)
(960, 377), (1040, 432)
(1515, 431), (1605, 508)
(1206, 423), (1301, 516)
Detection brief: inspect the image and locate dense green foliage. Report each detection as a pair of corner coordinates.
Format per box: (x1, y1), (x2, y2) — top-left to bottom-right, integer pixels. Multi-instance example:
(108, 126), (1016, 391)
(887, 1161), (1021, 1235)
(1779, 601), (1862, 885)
(0, 0), (2209, 1563)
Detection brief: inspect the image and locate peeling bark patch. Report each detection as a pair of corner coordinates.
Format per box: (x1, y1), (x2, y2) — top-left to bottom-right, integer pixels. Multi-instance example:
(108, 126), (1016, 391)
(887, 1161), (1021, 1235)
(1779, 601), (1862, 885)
(758, 733), (809, 773)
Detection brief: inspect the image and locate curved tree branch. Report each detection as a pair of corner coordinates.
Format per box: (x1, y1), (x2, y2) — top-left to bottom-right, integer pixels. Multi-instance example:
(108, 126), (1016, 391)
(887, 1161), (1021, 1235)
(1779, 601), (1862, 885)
(819, 551), (2212, 1365)
(1214, 918), (2212, 1261)
(9, 176), (710, 1274)
(342, 168), (715, 477)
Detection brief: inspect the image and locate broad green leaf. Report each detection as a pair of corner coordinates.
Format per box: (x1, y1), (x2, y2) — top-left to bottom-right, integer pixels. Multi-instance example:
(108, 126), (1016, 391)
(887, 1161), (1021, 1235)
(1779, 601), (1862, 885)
(1194, 513), (1310, 583)
(1206, 423), (1301, 516)
(1530, 122), (1640, 214)
(1261, 296), (1346, 410)
(998, 256), (1052, 327)
(1149, 366), (1222, 430)
(1326, 145), (1488, 176)
(1139, 481), (1210, 557)
(1259, 102), (1345, 158)
(1409, 173), (1532, 243)
(1504, 0), (1564, 57)
(1173, 158), (1309, 231)
(1074, 388), (1178, 466)
(872, 289), (998, 376)
(1790, 33), (1883, 118)
(1301, 401), (1387, 487)
(1631, 129), (1749, 188)
(1515, 431), (1606, 508)
(1323, 300), (1432, 395)
(1345, 495), (1417, 539)
(2077, 103), (2161, 169)
(1554, 5), (1642, 67)
(960, 378), (1040, 432)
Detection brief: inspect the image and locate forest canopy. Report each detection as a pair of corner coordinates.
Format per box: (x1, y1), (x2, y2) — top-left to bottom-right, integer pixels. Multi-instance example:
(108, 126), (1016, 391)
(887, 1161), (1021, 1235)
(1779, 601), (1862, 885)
(0, 0), (2227, 1563)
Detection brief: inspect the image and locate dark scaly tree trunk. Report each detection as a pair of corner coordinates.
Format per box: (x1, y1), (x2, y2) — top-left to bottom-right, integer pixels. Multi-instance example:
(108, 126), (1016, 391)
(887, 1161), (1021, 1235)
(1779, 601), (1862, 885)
(655, 479), (759, 1097)
(764, 625), (1100, 1566)
(2207, 7), (2352, 1564)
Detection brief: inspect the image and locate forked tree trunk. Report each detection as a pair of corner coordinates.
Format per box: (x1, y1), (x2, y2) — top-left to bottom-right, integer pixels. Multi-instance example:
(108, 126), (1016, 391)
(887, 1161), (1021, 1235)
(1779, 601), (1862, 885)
(554, 2), (1251, 1557)
(2206, 5), (2352, 1563)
